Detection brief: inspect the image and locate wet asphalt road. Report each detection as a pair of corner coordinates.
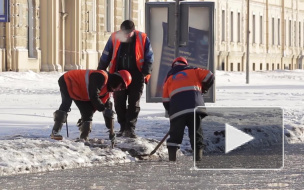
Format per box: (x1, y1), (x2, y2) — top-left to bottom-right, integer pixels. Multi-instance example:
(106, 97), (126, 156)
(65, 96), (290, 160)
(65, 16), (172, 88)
(0, 143), (303, 190)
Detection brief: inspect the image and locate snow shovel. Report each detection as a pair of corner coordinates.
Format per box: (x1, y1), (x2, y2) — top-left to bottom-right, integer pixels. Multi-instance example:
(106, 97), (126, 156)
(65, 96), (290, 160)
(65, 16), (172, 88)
(138, 130), (170, 158)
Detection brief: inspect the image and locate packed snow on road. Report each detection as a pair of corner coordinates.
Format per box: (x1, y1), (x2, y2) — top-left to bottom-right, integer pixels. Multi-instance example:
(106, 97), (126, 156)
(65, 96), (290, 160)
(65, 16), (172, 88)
(0, 69), (303, 176)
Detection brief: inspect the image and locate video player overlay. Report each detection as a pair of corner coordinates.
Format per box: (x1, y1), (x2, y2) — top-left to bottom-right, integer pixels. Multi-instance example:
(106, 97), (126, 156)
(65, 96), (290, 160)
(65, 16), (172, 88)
(194, 107), (283, 170)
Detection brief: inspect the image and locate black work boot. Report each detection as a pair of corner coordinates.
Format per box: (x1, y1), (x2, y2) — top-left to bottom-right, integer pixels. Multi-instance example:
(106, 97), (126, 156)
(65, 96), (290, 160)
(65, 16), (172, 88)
(123, 127), (136, 138)
(79, 121), (92, 141)
(50, 110), (67, 140)
(168, 146), (178, 161)
(116, 129), (124, 137)
(195, 149), (203, 161)
(116, 123), (125, 137)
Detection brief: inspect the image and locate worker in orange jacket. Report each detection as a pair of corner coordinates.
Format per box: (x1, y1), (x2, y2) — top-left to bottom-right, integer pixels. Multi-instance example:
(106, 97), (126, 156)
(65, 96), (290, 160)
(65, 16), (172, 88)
(98, 20), (154, 138)
(162, 57), (215, 161)
(50, 69), (132, 141)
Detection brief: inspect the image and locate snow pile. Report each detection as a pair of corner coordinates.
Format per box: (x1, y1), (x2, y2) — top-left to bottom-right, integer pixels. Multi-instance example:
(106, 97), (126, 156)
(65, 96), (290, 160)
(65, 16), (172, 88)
(0, 138), (134, 176)
(0, 69), (303, 176)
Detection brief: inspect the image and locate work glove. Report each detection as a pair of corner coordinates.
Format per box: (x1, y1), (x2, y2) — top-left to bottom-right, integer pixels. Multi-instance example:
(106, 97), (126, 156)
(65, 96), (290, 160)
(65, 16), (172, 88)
(143, 74), (151, 85)
(144, 77), (149, 84)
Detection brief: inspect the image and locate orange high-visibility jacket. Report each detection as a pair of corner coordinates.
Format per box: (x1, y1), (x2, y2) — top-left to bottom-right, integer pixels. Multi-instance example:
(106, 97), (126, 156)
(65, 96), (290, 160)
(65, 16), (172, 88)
(162, 66), (213, 120)
(64, 70), (110, 104)
(108, 30), (151, 82)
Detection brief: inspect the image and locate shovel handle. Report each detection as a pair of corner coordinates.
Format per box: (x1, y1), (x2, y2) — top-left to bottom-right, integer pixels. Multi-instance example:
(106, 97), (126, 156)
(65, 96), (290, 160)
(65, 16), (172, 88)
(149, 131), (170, 156)
(66, 120), (69, 138)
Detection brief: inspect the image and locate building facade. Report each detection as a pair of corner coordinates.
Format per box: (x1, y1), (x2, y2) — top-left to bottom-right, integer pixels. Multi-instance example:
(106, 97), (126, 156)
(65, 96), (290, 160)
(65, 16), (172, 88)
(0, 0), (304, 72)
(0, 0), (146, 72)
(214, 0), (304, 71)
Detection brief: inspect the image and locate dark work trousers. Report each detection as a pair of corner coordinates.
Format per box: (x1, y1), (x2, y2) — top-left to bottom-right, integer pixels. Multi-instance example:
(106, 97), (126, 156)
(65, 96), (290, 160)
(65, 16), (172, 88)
(167, 113), (204, 151)
(113, 76), (144, 131)
(58, 75), (95, 122)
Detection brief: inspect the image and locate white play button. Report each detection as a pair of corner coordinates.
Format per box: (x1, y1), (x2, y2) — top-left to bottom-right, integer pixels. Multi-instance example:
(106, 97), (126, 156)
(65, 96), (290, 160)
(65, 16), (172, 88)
(225, 123), (255, 154)
(196, 107), (283, 169)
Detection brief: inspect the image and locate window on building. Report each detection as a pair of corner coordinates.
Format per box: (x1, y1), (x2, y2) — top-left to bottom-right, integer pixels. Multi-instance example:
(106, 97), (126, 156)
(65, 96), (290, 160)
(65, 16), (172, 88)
(238, 63), (241, 71)
(289, 20), (291, 46)
(238, 12), (241, 42)
(272, 63), (274, 70)
(88, 0), (96, 32)
(260, 15), (263, 44)
(123, 0), (132, 20)
(221, 62), (225, 70)
(106, 0), (112, 32)
(294, 21), (297, 47)
(271, 18), (274, 45)
(231, 11), (233, 42)
(278, 18), (280, 45)
(277, 64), (280, 69)
(230, 63), (233, 71)
(285, 19), (287, 46)
(253, 15), (256, 43)
(260, 63), (263, 70)
(28, 0), (35, 58)
(222, 10), (225, 41)
(299, 22), (301, 47)
(253, 63), (255, 71)
(266, 63), (269, 70)
(93, 0), (96, 31)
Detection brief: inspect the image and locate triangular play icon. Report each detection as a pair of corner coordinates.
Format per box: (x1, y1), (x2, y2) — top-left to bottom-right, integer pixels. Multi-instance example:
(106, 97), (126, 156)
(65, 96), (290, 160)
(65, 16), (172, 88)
(225, 123), (254, 154)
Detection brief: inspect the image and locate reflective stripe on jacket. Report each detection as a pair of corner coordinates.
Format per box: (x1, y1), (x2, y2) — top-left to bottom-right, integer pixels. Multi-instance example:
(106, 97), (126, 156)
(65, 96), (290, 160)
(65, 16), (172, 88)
(64, 70), (109, 103)
(162, 66), (213, 120)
